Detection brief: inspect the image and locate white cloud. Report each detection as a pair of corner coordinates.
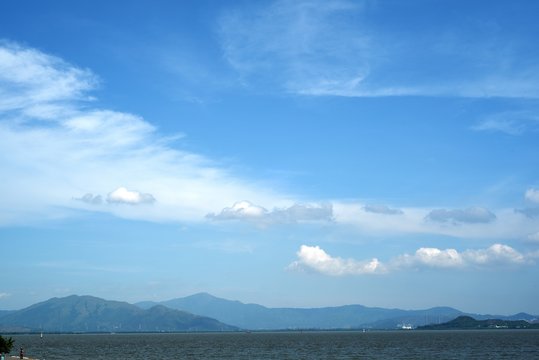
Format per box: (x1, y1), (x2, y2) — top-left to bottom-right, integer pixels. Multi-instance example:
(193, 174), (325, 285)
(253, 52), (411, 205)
(463, 244), (526, 265)
(363, 204), (403, 215)
(207, 201), (333, 223)
(396, 247), (464, 268)
(0, 42), (292, 225)
(289, 243), (532, 277)
(0, 41), (97, 112)
(425, 207), (496, 224)
(206, 200), (268, 220)
(288, 245), (385, 276)
(0, 292), (10, 299)
(395, 244), (526, 269)
(107, 187), (155, 205)
(525, 188), (539, 204)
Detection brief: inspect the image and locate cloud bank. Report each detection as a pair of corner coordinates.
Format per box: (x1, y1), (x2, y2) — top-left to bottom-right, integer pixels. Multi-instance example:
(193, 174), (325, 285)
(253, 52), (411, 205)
(207, 201), (333, 224)
(363, 204), (403, 215)
(289, 243), (533, 276)
(425, 207), (496, 224)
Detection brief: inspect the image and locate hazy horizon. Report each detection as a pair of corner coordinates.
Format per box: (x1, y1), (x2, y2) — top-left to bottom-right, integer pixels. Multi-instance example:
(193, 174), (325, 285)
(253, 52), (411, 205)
(1, 0), (539, 315)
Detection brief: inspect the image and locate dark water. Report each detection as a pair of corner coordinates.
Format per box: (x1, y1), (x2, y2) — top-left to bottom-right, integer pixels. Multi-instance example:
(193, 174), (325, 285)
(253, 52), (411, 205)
(9, 330), (539, 359)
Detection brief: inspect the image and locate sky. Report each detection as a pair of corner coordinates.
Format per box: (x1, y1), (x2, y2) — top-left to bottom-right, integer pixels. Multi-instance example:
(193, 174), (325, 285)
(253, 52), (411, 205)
(1, 0), (539, 315)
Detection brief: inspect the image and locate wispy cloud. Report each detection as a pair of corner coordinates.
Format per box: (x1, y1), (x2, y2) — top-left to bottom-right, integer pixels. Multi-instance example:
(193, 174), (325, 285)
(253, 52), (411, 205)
(219, 0), (371, 94)
(289, 243), (533, 276)
(425, 207), (496, 225)
(472, 111), (539, 135)
(0, 40), (97, 112)
(0, 41), (291, 225)
(218, 0), (539, 98)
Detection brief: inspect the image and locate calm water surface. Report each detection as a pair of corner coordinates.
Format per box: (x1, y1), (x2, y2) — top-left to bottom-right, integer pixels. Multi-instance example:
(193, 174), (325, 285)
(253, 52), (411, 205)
(10, 330), (539, 359)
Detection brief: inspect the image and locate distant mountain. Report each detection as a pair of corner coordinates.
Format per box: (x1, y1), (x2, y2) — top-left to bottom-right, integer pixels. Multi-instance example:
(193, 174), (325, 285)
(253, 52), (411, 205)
(417, 315), (539, 330)
(136, 293), (468, 330)
(472, 312), (539, 322)
(0, 310), (14, 319)
(0, 295), (237, 333)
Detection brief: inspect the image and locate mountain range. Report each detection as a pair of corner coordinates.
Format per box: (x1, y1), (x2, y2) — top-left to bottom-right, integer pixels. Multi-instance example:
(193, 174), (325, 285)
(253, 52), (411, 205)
(0, 295), (236, 332)
(1, 293), (537, 332)
(138, 292), (538, 330)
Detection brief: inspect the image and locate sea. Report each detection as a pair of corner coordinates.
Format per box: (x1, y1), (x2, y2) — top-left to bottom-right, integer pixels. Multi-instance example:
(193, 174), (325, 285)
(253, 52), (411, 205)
(8, 330), (539, 359)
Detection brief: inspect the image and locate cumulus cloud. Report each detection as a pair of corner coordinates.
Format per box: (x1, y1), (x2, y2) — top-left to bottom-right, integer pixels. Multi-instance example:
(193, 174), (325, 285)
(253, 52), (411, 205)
(525, 188), (539, 204)
(363, 204), (403, 215)
(395, 244), (526, 269)
(107, 187), (155, 205)
(463, 244), (526, 265)
(288, 245), (385, 276)
(207, 201), (333, 223)
(206, 200), (268, 220)
(289, 243), (532, 276)
(425, 207), (496, 224)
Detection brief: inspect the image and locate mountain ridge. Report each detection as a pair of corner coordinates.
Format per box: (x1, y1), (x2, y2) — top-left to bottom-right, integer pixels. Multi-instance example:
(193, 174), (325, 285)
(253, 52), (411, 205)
(0, 295), (237, 333)
(2, 293), (537, 332)
(135, 292), (538, 330)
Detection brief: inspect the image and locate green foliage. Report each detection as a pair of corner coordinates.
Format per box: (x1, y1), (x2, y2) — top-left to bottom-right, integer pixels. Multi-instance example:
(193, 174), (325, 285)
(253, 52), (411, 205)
(0, 334), (14, 354)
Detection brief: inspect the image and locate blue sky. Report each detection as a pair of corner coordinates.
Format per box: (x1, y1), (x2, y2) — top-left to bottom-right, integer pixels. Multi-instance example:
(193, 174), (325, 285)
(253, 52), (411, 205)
(1, 0), (539, 315)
